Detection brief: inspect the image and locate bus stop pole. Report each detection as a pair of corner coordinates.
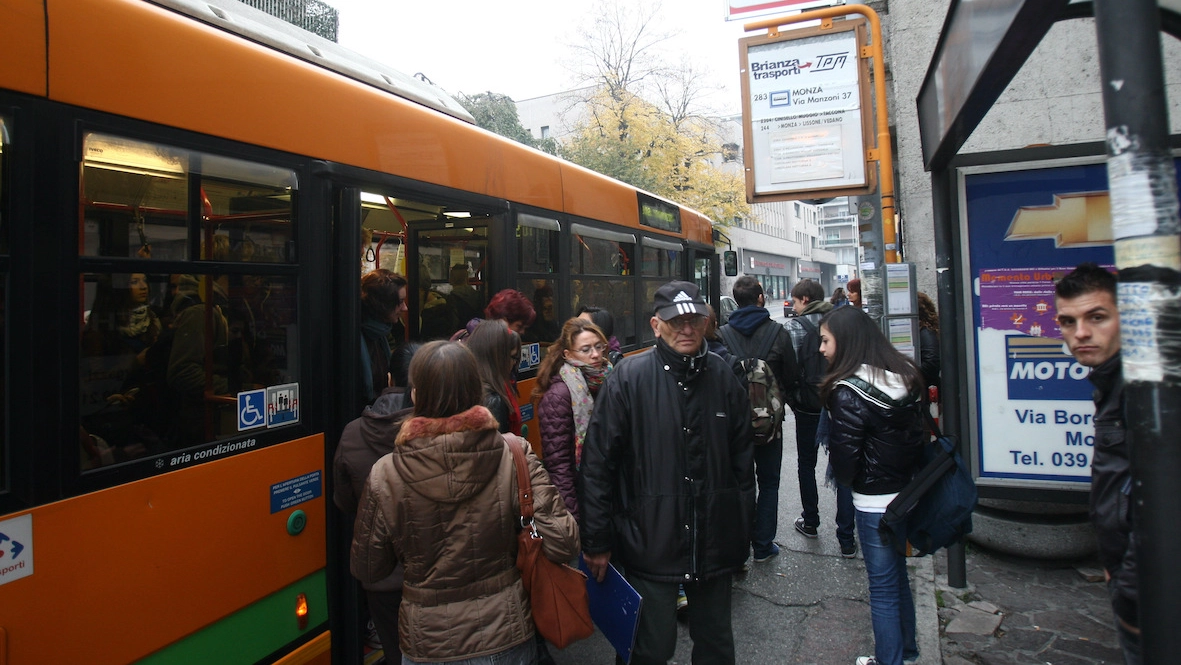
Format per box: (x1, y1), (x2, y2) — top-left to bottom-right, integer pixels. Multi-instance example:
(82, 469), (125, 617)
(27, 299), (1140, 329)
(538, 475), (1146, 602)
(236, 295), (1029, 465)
(930, 166), (967, 588)
(1093, 0), (1181, 661)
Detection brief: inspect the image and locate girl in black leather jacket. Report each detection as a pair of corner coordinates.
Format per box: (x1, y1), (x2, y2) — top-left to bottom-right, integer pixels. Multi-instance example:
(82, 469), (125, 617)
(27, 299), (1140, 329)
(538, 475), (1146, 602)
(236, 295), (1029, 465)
(817, 306), (925, 665)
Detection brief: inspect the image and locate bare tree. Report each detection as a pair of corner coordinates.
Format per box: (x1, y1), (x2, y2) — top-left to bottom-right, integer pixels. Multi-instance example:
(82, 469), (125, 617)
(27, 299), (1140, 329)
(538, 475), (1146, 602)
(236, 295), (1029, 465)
(569, 0), (676, 103)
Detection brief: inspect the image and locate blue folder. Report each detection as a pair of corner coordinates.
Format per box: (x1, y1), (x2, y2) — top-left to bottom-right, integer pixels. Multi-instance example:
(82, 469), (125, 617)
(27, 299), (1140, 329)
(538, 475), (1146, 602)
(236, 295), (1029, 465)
(578, 555), (643, 664)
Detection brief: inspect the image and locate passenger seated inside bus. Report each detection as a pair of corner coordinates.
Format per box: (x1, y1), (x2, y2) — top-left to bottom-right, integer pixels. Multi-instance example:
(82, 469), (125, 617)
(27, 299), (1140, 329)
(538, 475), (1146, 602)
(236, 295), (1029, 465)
(446, 263), (483, 329)
(80, 272), (163, 466)
(417, 259), (457, 341)
(524, 283), (561, 347)
(80, 267), (298, 469)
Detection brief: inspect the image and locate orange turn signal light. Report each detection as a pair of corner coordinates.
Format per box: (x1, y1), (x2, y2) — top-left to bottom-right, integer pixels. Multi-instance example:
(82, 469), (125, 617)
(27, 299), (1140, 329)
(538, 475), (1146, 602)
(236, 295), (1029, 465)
(296, 592), (309, 630)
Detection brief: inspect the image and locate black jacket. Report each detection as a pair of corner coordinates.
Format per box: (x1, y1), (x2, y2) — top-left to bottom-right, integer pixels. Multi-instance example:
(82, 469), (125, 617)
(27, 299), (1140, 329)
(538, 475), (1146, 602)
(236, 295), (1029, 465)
(826, 370), (925, 496)
(1088, 355), (1138, 628)
(918, 327), (940, 391)
(579, 338), (755, 582)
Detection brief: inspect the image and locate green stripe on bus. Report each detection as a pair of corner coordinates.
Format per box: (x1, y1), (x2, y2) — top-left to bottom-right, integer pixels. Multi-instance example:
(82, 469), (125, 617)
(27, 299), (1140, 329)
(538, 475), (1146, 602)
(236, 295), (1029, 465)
(137, 569), (328, 664)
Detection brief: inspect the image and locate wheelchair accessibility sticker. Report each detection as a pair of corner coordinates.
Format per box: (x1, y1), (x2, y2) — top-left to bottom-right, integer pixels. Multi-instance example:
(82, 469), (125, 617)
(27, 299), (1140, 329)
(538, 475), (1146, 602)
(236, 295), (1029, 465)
(238, 389), (267, 431)
(267, 383), (300, 428)
(0, 514), (33, 587)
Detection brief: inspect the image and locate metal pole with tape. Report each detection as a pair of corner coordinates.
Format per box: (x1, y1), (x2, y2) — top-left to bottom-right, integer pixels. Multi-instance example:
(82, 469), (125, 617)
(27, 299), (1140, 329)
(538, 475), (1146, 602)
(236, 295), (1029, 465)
(1094, 0), (1181, 660)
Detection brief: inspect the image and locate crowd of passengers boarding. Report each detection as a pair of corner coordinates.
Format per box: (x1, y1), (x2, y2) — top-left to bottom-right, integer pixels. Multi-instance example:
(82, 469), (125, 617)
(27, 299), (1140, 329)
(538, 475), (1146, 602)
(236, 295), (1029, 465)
(335, 259), (954, 665)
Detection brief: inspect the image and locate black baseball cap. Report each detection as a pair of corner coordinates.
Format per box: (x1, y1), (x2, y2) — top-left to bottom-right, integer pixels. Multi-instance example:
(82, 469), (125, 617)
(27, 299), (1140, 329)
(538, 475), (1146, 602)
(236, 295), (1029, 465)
(653, 281), (710, 320)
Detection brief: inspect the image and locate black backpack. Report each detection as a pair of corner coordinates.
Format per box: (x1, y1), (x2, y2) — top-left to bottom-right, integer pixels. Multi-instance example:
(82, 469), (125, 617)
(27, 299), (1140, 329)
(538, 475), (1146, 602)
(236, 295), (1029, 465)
(792, 316), (827, 413)
(719, 321), (786, 446)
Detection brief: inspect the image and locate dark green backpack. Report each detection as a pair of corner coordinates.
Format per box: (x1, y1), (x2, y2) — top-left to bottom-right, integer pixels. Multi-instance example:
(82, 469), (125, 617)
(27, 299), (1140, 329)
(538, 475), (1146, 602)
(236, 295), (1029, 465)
(719, 322), (785, 445)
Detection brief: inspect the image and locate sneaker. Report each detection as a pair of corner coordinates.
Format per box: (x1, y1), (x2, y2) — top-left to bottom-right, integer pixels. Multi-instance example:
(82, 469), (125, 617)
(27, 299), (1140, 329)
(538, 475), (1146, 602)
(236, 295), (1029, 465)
(753, 542), (780, 562)
(364, 619), (382, 651)
(840, 541), (858, 558)
(855, 657), (879, 665)
(794, 517), (818, 539)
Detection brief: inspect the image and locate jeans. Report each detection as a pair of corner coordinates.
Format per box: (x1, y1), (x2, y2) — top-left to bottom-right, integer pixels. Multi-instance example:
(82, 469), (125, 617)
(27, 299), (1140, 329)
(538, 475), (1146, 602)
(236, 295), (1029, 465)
(402, 639), (536, 665)
(835, 482), (855, 546)
(618, 573), (735, 665)
(752, 436), (783, 557)
(1117, 619), (1141, 665)
(795, 412), (822, 527)
(856, 510), (918, 665)
(797, 411), (856, 542)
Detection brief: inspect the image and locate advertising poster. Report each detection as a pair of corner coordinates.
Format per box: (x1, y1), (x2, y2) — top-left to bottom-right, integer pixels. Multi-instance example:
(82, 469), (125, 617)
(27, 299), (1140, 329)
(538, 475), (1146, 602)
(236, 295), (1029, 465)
(963, 159), (1115, 485)
(743, 25), (867, 197)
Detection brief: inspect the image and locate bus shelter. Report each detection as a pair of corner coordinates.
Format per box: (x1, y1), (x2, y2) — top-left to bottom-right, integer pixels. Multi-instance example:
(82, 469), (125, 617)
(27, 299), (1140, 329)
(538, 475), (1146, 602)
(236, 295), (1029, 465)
(918, 0), (1181, 659)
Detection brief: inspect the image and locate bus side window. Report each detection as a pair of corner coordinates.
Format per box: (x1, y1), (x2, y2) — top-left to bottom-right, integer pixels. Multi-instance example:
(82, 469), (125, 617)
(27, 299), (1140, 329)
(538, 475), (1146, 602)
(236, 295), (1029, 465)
(570, 224), (636, 346)
(78, 133), (302, 472)
(517, 214), (562, 352)
(639, 239), (683, 343)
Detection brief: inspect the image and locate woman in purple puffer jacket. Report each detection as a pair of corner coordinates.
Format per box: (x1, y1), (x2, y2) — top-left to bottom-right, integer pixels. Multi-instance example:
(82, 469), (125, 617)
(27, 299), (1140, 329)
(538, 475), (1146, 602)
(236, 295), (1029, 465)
(533, 317), (613, 521)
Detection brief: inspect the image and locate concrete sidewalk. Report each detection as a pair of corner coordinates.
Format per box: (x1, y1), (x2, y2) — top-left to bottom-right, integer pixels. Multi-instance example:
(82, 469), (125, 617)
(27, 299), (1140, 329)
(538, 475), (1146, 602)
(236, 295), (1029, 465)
(552, 412), (941, 664)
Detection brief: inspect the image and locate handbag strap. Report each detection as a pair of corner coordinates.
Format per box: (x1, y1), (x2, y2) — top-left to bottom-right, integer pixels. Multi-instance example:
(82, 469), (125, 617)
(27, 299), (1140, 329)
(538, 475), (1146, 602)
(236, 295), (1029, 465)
(506, 435), (537, 531)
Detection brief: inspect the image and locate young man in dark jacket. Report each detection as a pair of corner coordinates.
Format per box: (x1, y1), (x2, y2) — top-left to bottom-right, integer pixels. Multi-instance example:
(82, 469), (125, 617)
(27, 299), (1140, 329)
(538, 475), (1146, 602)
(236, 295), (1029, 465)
(580, 280), (755, 665)
(1055, 263), (1138, 664)
(784, 279), (857, 556)
(718, 275), (798, 562)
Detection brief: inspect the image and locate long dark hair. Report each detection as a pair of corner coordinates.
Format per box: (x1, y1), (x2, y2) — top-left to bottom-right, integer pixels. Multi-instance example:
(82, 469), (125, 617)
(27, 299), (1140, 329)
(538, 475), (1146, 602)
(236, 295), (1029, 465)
(465, 319), (520, 408)
(408, 341), (483, 418)
(533, 317), (607, 396)
(818, 306), (923, 402)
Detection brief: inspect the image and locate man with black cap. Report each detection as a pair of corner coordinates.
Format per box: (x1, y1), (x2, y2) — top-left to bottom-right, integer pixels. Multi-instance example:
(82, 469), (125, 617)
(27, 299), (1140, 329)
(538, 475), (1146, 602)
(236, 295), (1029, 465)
(580, 280), (756, 665)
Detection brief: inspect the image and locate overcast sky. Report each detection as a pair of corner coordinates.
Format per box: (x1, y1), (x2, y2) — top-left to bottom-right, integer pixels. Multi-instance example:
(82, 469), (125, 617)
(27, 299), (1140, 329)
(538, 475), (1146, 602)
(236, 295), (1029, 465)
(329, 0), (759, 114)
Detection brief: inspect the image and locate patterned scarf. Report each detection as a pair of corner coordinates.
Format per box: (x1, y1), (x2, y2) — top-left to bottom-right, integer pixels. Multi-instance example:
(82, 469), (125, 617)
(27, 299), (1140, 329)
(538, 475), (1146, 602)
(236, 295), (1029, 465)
(559, 358), (612, 466)
(119, 304), (155, 339)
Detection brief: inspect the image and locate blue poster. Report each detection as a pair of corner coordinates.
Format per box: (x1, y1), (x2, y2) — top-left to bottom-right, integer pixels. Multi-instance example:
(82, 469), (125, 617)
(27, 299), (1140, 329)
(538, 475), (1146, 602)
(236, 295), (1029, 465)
(963, 159), (1116, 484)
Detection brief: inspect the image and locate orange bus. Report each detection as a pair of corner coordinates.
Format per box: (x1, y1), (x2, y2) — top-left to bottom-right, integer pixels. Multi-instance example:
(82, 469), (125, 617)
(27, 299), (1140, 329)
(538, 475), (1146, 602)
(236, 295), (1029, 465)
(0, 0), (720, 663)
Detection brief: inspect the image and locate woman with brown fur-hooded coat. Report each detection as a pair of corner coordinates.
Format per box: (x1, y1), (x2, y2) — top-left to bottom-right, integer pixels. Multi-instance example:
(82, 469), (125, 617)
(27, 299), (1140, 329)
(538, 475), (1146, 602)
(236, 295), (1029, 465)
(351, 341), (579, 663)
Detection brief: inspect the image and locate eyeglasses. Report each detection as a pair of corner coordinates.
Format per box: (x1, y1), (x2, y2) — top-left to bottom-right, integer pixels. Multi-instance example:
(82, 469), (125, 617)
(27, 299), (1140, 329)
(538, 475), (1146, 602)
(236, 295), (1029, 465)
(574, 343), (608, 355)
(664, 315), (707, 331)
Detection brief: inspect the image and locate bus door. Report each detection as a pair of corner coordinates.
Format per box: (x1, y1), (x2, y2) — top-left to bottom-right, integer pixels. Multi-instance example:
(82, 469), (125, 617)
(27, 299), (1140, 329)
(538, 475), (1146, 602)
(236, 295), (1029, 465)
(688, 244), (720, 307)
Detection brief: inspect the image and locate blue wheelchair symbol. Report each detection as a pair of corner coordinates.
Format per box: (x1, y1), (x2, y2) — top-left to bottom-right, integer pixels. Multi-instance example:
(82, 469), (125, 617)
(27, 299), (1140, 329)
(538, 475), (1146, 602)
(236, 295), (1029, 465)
(238, 389), (267, 431)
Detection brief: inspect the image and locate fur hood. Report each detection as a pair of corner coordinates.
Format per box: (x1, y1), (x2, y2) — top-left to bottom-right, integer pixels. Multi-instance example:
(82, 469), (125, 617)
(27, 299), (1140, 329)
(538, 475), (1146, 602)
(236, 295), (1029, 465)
(392, 406), (505, 504)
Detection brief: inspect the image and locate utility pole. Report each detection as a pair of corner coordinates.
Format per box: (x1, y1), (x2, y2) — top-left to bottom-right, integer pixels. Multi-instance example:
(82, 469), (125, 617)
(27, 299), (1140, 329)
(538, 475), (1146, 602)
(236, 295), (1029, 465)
(1093, 0), (1181, 661)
